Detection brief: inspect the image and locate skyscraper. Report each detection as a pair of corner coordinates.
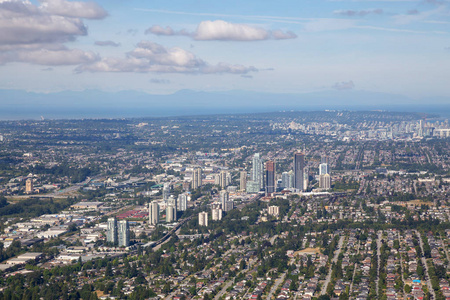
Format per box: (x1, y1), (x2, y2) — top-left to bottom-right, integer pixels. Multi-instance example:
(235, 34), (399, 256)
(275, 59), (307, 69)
(220, 190), (229, 210)
(192, 167), (202, 190)
(149, 201), (159, 226)
(107, 217), (118, 245)
(319, 163), (328, 176)
(211, 203), (223, 221)
(319, 173), (331, 189)
(118, 220), (129, 247)
(166, 196), (177, 223)
(240, 171), (247, 191)
(294, 152), (305, 191)
(265, 160), (275, 194)
(163, 182), (170, 202)
(252, 153), (264, 191)
(198, 212), (208, 226)
(220, 170), (229, 189)
(177, 193), (187, 211)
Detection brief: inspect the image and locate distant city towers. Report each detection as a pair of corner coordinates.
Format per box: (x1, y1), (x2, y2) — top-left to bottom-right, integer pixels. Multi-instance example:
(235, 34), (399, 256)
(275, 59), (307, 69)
(251, 153), (264, 190)
(166, 196), (177, 223)
(118, 220), (130, 247)
(177, 193), (188, 211)
(198, 212), (208, 227)
(265, 160), (275, 195)
(240, 171), (247, 191)
(108, 217), (129, 247)
(149, 201), (159, 226)
(294, 152), (305, 191)
(107, 217), (118, 245)
(191, 167), (202, 190)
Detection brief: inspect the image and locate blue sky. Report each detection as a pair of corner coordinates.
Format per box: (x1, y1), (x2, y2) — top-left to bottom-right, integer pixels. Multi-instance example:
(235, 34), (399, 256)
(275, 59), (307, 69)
(1, 0), (450, 99)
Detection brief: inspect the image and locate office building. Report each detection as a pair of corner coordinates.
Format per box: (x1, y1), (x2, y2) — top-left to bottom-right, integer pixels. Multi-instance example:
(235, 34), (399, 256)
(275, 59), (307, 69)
(265, 160), (275, 195)
(198, 212), (208, 227)
(294, 152), (305, 191)
(177, 193), (188, 211)
(163, 183), (170, 202)
(252, 153), (264, 190)
(219, 190), (229, 210)
(212, 204), (223, 221)
(240, 171), (247, 191)
(281, 171), (294, 189)
(319, 163), (328, 175)
(223, 200), (234, 212)
(219, 170), (229, 189)
(191, 167), (202, 190)
(118, 220), (129, 247)
(166, 196), (177, 223)
(107, 217), (118, 245)
(25, 178), (33, 194)
(149, 201), (159, 226)
(319, 173), (331, 189)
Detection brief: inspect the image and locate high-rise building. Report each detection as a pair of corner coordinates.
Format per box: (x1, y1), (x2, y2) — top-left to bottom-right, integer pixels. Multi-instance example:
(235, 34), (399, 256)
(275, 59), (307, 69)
(252, 153), (264, 190)
(219, 171), (229, 189)
(294, 152), (305, 191)
(303, 169), (309, 191)
(107, 217), (118, 245)
(177, 193), (188, 211)
(212, 204), (223, 221)
(265, 160), (275, 195)
(163, 183), (170, 202)
(149, 201), (159, 226)
(198, 212), (208, 226)
(319, 173), (331, 189)
(166, 196), (177, 223)
(240, 171), (247, 191)
(25, 178), (33, 194)
(219, 190), (229, 210)
(191, 167), (202, 190)
(224, 200), (234, 212)
(319, 163), (328, 175)
(118, 220), (130, 247)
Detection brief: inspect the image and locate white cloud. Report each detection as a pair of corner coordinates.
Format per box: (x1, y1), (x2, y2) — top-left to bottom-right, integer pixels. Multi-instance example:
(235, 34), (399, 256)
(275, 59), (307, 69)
(333, 9), (384, 16)
(0, 47), (99, 65)
(76, 41), (258, 74)
(95, 40), (120, 47)
(194, 20), (269, 40)
(145, 20), (297, 41)
(39, 0), (107, 20)
(0, 0), (107, 66)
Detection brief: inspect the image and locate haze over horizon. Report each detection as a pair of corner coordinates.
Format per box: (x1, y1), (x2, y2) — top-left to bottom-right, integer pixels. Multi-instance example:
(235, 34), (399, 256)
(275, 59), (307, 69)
(2, 0), (450, 104)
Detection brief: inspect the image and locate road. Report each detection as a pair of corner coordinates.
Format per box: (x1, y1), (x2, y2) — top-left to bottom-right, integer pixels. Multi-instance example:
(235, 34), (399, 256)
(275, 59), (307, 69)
(266, 272), (286, 300)
(415, 230), (436, 300)
(398, 232), (406, 297)
(214, 279), (234, 300)
(348, 242), (360, 296)
(376, 231), (382, 298)
(320, 235), (345, 295)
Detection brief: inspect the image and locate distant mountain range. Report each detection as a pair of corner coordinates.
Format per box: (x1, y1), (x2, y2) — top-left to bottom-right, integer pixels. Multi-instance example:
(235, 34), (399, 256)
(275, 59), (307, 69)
(1, 88), (449, 120)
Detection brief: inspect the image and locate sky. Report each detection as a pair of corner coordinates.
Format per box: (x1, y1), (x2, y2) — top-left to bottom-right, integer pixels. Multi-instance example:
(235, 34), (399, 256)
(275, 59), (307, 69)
(1, 0), (450, 99)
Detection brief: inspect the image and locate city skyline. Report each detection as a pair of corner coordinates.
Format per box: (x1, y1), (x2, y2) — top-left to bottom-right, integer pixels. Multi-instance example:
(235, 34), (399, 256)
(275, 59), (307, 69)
(1, 0), (450, 105)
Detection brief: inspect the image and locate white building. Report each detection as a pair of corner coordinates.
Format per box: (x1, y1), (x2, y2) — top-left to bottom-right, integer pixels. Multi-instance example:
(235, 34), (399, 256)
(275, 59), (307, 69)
(198, 212), (208, 227)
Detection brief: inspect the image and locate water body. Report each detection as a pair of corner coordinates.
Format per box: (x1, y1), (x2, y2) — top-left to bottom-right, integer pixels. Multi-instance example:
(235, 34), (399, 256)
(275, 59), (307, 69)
(0, 104), (449, 121)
